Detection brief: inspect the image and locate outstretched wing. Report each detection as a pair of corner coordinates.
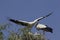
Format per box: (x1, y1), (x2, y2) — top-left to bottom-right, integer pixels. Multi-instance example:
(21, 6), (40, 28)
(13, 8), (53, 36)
(33, 12), (53, 23)
(37, 12), (53, 21)
(9, 18), (29, 26)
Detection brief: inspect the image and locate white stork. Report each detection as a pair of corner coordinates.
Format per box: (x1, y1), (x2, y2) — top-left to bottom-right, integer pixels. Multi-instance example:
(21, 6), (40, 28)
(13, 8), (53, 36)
(8, 12), (52, 30)
(36, 24), (53, 33)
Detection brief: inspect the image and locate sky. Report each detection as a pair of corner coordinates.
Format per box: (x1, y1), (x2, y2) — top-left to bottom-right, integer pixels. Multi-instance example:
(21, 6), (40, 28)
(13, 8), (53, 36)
(0, 0), (60, 40)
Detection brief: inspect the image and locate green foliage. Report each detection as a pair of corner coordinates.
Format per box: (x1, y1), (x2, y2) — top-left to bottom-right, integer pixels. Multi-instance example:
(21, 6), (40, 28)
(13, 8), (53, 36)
(8, 28), (46, 40)
(0, 23), (11, 40)
(0, 23), (47, 40)
(0, 23), (10, 30)
(0, 32), (3, 40)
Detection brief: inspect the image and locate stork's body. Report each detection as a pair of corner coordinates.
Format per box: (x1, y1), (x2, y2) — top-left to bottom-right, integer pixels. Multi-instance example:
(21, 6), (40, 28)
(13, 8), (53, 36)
(8, 12), (52, 29)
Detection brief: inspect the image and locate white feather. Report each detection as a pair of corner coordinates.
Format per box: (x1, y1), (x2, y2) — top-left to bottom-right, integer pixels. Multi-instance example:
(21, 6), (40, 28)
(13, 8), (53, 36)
(36, 24), (46, 28)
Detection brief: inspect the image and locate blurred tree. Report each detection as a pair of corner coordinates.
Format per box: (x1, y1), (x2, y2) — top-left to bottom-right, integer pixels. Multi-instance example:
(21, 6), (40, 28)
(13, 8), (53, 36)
(0, 23), (10, 40)
(0, 23), (47, 40)
(0, 32), (3, 40)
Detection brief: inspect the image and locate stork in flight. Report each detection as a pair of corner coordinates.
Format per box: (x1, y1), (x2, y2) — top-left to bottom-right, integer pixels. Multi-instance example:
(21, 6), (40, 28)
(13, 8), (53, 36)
(36, 23), (53, 33)
(8, 12), (52, 30)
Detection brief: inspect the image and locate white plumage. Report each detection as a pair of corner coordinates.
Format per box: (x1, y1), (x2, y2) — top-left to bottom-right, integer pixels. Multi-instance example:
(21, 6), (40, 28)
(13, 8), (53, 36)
(36, 24), (46, 28)
(36, 24), (53, 33)
(8, 12), (52, 29)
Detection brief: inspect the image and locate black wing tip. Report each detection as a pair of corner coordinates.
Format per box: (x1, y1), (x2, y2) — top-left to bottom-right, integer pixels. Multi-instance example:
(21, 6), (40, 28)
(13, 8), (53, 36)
(51, 28), (53, 33)
(49, 28), (53, 33)
(49, 27), (53, 33)
(48, 27), (53, 33)
(45, 25), (53, 33)
(9, 19), (14, 21)
(6, 17), (15, 22)
(46, 12), (53, 17)
(49, 12), (53, 15)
